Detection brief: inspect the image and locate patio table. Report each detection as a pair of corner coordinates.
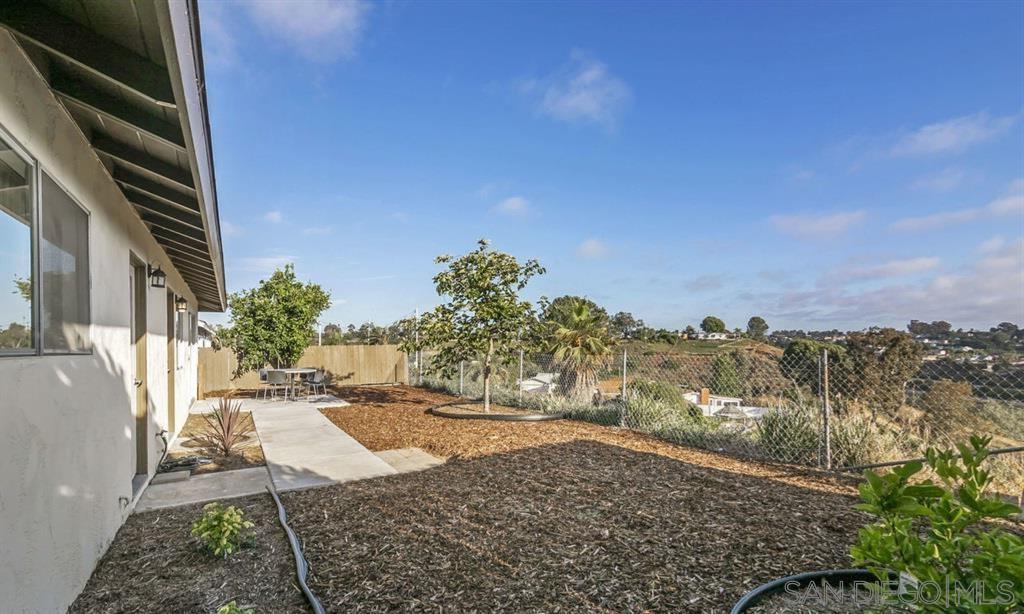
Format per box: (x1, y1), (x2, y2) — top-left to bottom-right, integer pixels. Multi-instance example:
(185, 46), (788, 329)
(267, 368), (315, 400)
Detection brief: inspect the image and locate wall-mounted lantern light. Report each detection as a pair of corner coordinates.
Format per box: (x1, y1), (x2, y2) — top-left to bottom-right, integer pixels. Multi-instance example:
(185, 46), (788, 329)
(147, 264), (166, 288)
(174, 296), (188, 312)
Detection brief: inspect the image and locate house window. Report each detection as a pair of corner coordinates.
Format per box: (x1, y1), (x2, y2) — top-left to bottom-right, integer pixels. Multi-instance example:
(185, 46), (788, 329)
(0, 127), (91, 356)
(41, 173), (90, 353)
(0, 131), (34, 352)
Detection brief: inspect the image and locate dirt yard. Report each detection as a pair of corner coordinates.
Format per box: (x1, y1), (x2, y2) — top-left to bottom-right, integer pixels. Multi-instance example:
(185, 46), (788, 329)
(167, 412), (265, 475)
(299, 385), (866, 612)
(69, 495), (306, 613)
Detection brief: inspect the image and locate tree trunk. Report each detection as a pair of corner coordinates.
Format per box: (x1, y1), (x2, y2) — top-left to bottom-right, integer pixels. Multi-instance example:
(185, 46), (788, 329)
(483, 339), (493, 412)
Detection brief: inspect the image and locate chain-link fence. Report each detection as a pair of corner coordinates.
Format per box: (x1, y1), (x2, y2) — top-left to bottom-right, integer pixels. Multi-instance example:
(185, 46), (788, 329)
(409, 347), (1024, 498)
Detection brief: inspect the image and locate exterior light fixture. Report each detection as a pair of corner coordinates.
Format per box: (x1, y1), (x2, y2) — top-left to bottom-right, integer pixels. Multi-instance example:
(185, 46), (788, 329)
(148, 264), (166, 288)
(174, 296), (188, 312)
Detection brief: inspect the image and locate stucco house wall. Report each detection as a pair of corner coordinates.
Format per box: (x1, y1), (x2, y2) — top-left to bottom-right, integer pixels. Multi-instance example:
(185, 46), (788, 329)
(0, 30), (199, 613)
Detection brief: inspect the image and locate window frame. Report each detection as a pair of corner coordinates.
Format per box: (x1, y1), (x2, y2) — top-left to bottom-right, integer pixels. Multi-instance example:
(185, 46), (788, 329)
(0, 123), (92, 358)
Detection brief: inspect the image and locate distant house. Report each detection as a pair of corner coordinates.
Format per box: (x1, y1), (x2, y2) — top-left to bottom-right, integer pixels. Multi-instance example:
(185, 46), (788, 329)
(694, 331), (735, 341)
(682, 388), (769, 419)
(521, 372), (559, 394)
(683, 388), (741, 414)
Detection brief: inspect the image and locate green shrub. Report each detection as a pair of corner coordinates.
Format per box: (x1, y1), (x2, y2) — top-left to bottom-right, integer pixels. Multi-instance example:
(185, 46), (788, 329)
(216, 601), (255, 614)
(851, 436), (1023, 612)
(756, 405), (819, 465)
(627, 380), (702, 418)
(829, 413), (909, 468)
(191, 502), (255, 557)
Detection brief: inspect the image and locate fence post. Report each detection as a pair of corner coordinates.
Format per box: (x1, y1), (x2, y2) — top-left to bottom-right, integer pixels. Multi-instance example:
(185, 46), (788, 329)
(518, 349), (524, 404)
(620, 347), (628, 427)
(459, 360), (464, 396)
(822, 348), (832, 470)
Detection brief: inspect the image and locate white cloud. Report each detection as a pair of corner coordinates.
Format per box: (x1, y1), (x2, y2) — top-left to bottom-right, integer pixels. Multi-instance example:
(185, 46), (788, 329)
(686, 274), (724, 292)
(890, 190), (1024, 232)
(889, 111), (1017, 157)
(838, 257), (940, 281)
(244, 0), (371, 62)
(264, 210), (283, 223)
(745, 240), (1024, 328)
(235, 255), (295, 273)
(769, 210), (866, 239)
(221, 221), (243, 237)
(789, 167), (815, 183)
(303, 226), (333, 236)
(493, 196), (529, 216)
(531, 51), (631, 129)
(576, 238), (609, 260)
(201, 2), (238, 70)
(911, 167), (965, 192)
(979, 235), (1006, 254)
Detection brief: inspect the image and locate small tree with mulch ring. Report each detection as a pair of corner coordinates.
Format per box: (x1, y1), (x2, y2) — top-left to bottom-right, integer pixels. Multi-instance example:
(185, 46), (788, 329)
(410, 239), (544, 412)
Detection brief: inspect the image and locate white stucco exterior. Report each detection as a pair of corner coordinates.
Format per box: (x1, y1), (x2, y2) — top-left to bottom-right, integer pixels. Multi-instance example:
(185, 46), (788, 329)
(0, 30), (201, 613)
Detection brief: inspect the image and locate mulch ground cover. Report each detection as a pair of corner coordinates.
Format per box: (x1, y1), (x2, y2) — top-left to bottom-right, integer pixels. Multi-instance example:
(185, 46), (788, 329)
(168, 412), (265, 475)
(286, 385), (867, 612)
(69, 494), (307, 613)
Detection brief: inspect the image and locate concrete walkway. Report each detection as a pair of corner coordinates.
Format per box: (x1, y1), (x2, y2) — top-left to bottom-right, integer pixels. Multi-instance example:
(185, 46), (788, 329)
(248, 397), (397, 491)
(136, 467), (271, 512)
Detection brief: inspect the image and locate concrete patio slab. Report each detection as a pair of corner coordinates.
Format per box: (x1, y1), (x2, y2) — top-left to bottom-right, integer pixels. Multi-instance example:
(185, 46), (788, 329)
(248, 397), (396, 492)
(135, 467), (270, 513)
(375, 448), (445, 473)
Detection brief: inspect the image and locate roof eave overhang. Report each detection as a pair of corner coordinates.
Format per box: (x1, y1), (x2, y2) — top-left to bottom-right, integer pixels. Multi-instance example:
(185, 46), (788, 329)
(157, 0), (226, 311)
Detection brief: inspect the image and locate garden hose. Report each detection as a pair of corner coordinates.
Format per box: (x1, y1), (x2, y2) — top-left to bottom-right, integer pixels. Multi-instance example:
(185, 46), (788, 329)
(266, 485), (326, 614)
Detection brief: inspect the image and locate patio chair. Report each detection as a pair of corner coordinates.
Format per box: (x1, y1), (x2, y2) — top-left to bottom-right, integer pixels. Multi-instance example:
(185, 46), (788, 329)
(305, 369), (328, 398)
(257, 368), (270, 399)
(265, 369), (290, 399)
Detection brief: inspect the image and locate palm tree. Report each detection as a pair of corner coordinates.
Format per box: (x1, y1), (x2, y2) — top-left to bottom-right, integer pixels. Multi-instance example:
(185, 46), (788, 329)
(548, 299), (616, 402)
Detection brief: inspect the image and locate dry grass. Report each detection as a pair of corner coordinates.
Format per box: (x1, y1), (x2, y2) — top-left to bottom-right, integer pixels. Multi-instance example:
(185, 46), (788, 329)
(167, 413), (265, 475)
(69, 495), (306, 613)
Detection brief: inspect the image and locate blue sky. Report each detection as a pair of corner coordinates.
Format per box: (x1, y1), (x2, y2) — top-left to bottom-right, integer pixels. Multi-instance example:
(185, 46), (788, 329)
(198, 0), (1024, 332)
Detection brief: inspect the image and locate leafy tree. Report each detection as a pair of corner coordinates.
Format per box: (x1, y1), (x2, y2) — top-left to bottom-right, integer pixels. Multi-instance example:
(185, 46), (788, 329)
(711, 352), (743, 397)
(908, 320), (952, 336)
(746, 316), (768, 340)
(919, 379), (973, 433)
(548, 299), (616, 401)
(846, 328), (923, 421)
(0, 322), (31, 348)
(780, 338), (848, 395)
(700, 315), (726, 333)
(610, 311), (644, 339)
(683, 325), (697, 338)
(14, 275), (31, 302)
(223, 264), (330, 376)
(413, 239), (544, 411)
(540, 295), (608, 328)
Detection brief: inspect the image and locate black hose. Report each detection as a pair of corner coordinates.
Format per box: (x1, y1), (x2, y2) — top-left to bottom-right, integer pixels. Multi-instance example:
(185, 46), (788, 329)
(156, 430), (170, 471)
(266, 485), (326, 614)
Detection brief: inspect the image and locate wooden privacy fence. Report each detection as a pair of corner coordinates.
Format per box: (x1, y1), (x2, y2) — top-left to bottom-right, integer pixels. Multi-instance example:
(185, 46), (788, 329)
(198, 345), (408, 398)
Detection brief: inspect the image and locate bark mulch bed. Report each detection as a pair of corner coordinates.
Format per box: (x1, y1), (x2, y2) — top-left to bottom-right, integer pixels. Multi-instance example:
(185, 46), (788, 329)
(322, 385), (860, 495)
(283, 439), (865, 613)
(69, 494), (307, 613)
(167, 412), (265, 475)
(294, 385), (868, 611)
